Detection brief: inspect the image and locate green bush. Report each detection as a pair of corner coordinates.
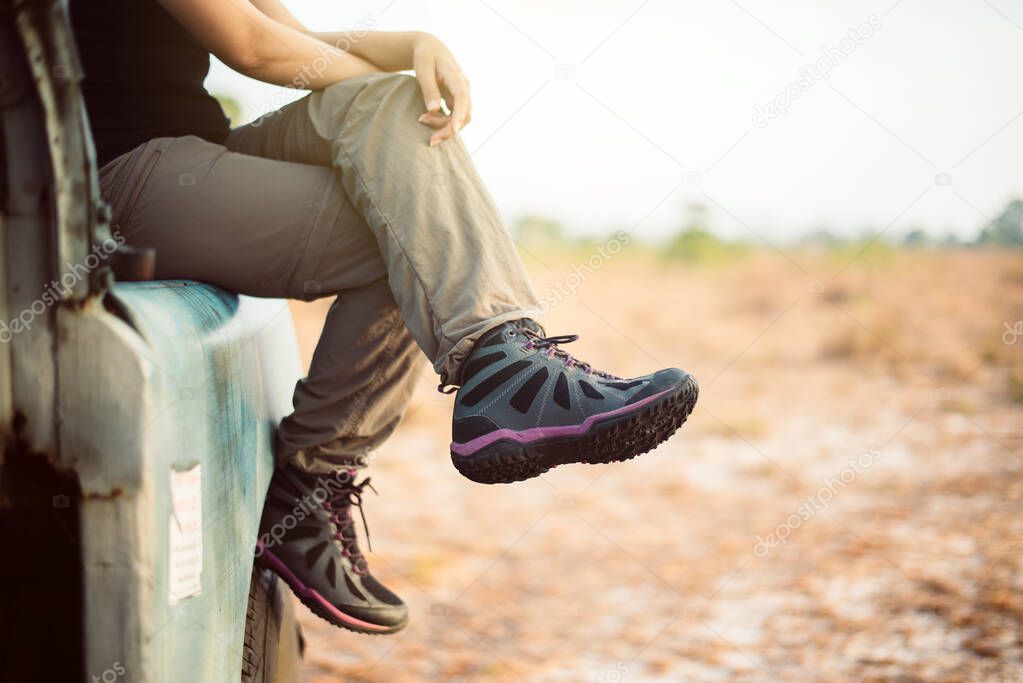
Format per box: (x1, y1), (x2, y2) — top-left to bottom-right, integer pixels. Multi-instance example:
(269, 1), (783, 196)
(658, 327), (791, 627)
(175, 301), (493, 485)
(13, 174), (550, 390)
(826, 232), (896, 269)
(664, 228), (751, 265)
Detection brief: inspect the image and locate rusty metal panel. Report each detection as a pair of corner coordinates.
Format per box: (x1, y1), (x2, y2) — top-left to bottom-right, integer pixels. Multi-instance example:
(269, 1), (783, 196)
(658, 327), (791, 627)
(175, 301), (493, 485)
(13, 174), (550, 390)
(58, 282), (301, 682)
(14, 0), (109, 301)
(0, 12), (58, 455)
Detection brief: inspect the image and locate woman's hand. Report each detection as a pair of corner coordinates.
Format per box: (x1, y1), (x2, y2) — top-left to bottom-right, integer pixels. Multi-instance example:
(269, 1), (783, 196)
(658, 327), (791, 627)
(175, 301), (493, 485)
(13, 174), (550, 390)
(412, 33), (471, 147)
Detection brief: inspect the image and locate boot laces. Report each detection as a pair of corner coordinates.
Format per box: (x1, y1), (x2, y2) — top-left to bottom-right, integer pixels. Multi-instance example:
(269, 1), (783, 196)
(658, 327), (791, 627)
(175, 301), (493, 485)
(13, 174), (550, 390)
(521, 329), (619, 379)
(437, 323), (620, 394)
(323, 477), (376, 575)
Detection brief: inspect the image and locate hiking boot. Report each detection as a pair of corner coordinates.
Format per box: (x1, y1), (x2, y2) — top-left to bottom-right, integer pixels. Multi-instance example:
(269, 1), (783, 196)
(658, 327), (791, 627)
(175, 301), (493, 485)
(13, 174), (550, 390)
(448, 321), (698, 484)
(255, 467), (407, 634)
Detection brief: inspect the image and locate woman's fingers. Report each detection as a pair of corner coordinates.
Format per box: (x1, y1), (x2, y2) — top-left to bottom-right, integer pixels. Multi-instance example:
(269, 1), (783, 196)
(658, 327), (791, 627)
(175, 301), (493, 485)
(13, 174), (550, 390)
(429, 67), (471, 146)
(414, 53), (443, 113)
(417, 111), (449, 129)
(411, 35), (473, 146)
(430, 81), (455, 146)
(449, 77), (470, 135)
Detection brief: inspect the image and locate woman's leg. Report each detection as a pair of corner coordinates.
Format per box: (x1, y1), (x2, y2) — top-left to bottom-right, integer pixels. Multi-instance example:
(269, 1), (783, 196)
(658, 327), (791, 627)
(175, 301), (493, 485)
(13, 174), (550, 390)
(278, 277), (423, 473)
(225, 72), (541, 386)
(227, 74), (698, 485)
(98, 134), (421, 632)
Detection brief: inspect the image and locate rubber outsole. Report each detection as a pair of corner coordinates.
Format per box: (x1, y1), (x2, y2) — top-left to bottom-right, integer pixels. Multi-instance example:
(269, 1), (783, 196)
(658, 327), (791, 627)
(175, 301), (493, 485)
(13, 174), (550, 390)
(451, 375), (699, 484)
(256, 548), (406, 636)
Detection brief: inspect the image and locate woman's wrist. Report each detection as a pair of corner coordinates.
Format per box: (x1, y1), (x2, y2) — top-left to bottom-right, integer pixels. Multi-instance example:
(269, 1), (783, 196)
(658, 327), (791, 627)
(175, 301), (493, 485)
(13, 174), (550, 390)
(411, 32), (444, 67)
(385, 31), (425, 71)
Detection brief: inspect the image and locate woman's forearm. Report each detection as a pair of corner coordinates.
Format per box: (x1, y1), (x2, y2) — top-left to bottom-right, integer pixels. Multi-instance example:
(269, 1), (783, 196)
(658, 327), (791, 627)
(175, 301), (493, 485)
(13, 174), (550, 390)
(310, 30), (422, 73)
(248, 0), (417, 73)
(245, 22), (384, 88)
(159, 0), (381, 89)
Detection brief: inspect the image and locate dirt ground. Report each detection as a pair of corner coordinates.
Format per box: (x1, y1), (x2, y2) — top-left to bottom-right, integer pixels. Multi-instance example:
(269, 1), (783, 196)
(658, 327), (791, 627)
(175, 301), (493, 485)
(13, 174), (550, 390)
(288, 248), (1023, 682)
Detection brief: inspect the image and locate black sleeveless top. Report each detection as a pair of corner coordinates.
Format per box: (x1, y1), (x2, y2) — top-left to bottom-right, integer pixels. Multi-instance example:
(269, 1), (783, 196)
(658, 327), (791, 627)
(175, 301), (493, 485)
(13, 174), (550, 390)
(70, 0), (231, 166)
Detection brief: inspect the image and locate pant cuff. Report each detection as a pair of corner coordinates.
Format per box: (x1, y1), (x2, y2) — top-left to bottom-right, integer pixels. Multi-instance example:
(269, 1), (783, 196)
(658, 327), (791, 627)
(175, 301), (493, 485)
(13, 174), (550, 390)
(276, 433), (371, 474)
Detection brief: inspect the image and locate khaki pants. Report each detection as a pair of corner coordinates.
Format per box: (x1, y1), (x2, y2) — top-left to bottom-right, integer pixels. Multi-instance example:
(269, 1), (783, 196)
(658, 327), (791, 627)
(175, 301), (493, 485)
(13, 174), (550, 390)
(98, 73), (539, 473)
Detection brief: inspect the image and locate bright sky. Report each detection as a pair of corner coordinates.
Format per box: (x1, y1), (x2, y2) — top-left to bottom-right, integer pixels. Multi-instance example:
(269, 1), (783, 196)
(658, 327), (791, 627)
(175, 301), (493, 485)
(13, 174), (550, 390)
(206, 0), (1023, 241)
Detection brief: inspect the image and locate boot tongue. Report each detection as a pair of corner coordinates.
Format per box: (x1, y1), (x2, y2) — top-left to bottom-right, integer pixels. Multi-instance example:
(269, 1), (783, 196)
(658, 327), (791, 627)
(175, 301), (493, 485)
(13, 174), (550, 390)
(518, 318), (545, 336)
(474, 318), (544, 350)
(329, 501), (368, 572)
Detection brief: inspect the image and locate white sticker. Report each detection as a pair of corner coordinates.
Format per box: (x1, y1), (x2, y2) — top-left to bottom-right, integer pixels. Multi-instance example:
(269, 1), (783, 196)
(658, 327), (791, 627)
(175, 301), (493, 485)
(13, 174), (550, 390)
(168, 465), (203, 604)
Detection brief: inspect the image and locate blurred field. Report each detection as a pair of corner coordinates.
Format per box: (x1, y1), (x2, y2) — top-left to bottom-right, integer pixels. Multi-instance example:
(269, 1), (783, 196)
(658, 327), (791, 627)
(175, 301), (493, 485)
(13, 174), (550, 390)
(288, 246), (1023, 682)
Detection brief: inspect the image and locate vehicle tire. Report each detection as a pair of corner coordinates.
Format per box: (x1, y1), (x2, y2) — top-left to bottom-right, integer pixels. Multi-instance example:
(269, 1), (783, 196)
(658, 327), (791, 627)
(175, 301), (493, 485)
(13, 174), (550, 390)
(242, 565), (304, 682)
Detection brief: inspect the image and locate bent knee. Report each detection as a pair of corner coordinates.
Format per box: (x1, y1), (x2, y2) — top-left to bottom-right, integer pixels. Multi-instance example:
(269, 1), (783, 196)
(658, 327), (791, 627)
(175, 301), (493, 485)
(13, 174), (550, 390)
(325, 72), (420, 109)
(317, 72), (427, 147)
(366, 72), (418, 92)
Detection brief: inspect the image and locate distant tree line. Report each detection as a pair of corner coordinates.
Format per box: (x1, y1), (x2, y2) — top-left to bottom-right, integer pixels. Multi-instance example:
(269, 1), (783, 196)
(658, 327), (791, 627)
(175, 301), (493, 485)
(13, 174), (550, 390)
(513, 198), (1023, 261)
